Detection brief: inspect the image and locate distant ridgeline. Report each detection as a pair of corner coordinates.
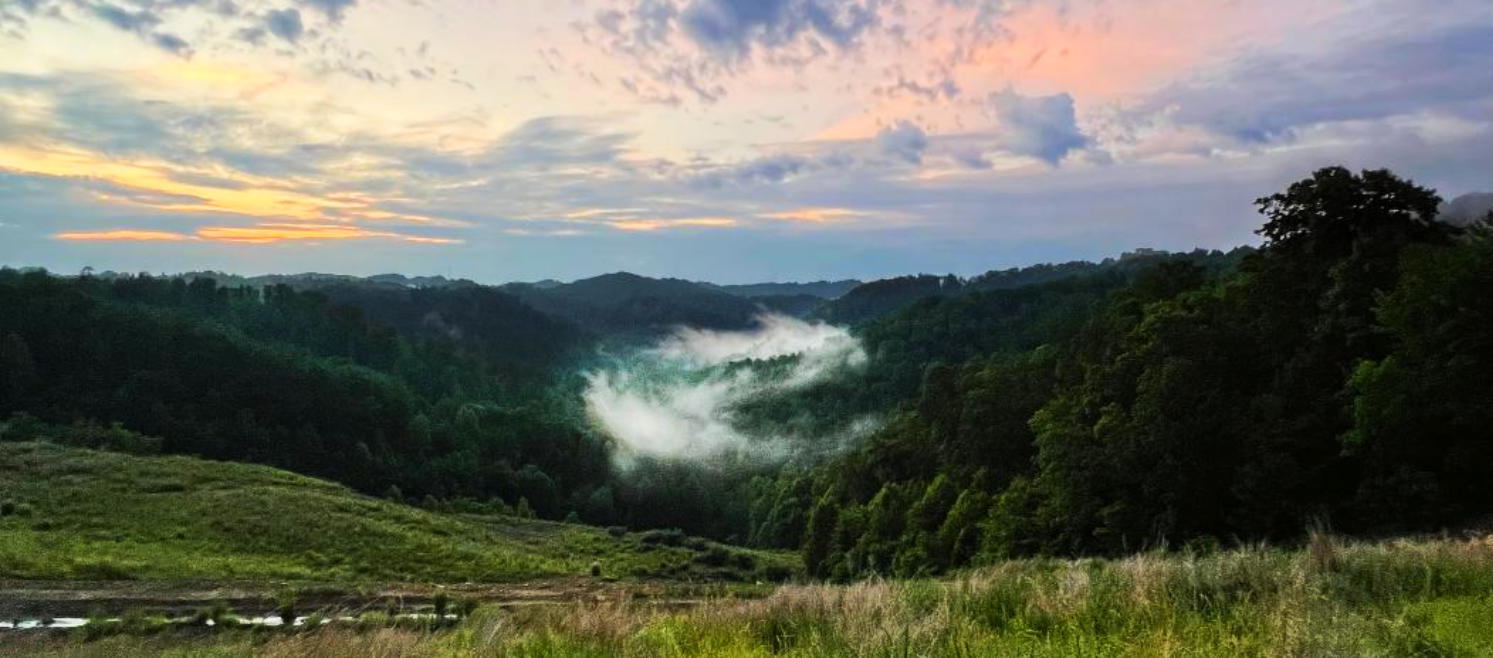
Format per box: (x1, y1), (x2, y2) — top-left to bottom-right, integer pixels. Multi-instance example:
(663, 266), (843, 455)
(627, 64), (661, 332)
(4, 167), (1490, 568)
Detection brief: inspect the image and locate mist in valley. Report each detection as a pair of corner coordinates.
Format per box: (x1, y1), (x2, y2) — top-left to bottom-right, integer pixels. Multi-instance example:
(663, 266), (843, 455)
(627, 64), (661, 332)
(582, 313), (877, 465)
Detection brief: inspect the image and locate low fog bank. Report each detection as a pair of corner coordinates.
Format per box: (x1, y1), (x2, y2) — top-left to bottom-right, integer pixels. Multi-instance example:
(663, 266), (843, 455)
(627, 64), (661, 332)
(584, 313), (874, 464)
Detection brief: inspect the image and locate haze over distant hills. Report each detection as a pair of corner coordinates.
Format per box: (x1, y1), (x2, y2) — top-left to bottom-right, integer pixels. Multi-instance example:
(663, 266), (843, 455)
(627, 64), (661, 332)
(1440, 192), (1493, 227)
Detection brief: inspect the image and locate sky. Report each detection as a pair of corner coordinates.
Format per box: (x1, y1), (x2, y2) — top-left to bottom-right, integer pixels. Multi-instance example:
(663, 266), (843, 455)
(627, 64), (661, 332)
(0, 0), (1490, 284)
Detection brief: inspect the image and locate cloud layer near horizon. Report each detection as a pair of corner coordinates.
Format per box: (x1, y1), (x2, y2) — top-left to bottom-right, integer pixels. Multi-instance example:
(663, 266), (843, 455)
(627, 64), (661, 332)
(1, 0), (1492, 282)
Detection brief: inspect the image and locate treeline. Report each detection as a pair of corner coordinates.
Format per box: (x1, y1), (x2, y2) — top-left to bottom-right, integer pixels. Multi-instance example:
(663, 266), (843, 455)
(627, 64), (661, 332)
(732, 249), (1247, 445)
(816, 250), (1242, 325)
(746, 167), (1493, 578)
(0, 272), (613, 519)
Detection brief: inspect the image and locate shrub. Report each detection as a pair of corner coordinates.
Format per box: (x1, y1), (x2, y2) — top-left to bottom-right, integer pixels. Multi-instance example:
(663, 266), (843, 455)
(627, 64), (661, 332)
(1308, 527), (1342, 573)
(276, 588), (297, 626)
(192, 602), (234, 627)
(457, 598), (480, 618)
(357, 611), (390, 630)
(759, 563), (795, 582)
(695, 546), (732, 567)
(640, 528), (685, 546)
(514, 497), (536, 519)
(0, 500), (14, 516)
(119, 608), (163, 635)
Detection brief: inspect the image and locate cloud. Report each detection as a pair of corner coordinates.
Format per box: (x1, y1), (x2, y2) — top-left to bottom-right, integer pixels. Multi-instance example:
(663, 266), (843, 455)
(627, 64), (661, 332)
(595, 0), (678, 51)
(265, 8), (304, 43)
(680, 0), (876, 60)
(564, 208), (648, 220)
(91, 4), (161, 32)
(688, 152), (819, 187)
(86, 2), (193, 56)
(610, 217), (738, 231)
(584, 313), (870, 462)
(951, 147), (992, 170)
(1132, 21), (1493, 147)
(873, 75), (960, 102)
(55, 229), (192, 242)
(877, 120), (929, 165)
(989, 90), (1089, 166)
(55, 223), (461, 245)
(762, 207), (860, 223)
(301, 0), (356, 23)
(151, 32), (192, 56)
(487, 116), (635, 168)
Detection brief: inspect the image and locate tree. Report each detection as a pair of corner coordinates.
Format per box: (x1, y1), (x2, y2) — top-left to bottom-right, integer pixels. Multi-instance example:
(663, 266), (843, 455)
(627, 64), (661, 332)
(1255, 167), (1447, 260)
(801, 492), (840, 578)
(1345, 235), (1493, 528)
(0, 333), (37, 406)
(908, 474), (959, 535)
(936, 488), (991, 568)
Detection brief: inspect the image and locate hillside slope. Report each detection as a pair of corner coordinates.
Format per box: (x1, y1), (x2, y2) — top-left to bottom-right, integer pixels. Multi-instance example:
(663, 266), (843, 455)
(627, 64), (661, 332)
(0, 442), (794, 583)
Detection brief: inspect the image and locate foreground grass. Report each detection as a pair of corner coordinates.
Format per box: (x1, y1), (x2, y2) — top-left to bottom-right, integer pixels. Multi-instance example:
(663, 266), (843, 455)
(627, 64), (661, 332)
(8, 534), (1493, 656)
(0, 442), (793, 583)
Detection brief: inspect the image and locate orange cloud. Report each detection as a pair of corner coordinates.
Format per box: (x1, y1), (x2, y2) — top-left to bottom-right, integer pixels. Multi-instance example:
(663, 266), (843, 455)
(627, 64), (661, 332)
(0, 144), (458, 227)
(55, 223), (460, 245)
(762, 208), (861, 223)
(610, 217), (738, 232)
(563, 208), (647, 219)
(55, 230), (193, 242)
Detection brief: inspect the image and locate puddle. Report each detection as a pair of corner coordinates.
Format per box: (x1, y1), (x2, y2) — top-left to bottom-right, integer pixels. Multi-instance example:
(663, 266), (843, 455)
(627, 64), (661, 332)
(0, 614), (460, 631)
(0, 618), (87, 630)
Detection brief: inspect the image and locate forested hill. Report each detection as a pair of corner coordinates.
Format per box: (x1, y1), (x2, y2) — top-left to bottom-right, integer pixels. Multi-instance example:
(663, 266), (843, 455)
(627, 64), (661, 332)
(706, 280), (863, 299)
(307, 282), (584, 374)
(817, 248), (1249, 326)
(747, 167), (1493, 581)
(500, 272), (765, 336)
(0, 270), (617, 523)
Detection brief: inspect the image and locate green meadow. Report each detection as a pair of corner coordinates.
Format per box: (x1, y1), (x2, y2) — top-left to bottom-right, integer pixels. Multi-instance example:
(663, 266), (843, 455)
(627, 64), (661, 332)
(0, 441), (791, 584)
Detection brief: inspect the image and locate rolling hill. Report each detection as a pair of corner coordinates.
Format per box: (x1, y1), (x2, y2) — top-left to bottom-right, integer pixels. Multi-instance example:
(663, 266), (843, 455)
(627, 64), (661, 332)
(0, 441), (795, 583)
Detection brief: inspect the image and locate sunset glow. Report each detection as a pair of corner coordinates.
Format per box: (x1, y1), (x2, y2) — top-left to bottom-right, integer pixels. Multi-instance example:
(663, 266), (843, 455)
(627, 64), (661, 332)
(0, 0), (1488, 281)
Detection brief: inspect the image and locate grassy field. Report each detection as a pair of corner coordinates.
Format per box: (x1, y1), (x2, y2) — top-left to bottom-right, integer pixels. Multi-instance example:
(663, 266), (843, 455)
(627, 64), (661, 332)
(6, 534), (1493, 656)
(0, 441), (793, 584)
(4, 441), (1492, 655)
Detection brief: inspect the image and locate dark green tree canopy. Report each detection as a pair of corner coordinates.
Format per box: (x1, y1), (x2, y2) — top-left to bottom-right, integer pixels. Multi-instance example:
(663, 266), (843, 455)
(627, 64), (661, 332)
(1255, 166), (1448, 258)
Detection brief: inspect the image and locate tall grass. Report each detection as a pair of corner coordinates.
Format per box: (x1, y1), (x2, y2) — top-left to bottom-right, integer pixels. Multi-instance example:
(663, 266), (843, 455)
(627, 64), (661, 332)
(9, 534), (1493, 657)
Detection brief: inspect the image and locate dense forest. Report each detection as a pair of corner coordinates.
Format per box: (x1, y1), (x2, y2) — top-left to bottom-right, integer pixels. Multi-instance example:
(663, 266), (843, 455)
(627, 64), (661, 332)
(753, 167), (1493, 578)
(2, 166), (1489, 575)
